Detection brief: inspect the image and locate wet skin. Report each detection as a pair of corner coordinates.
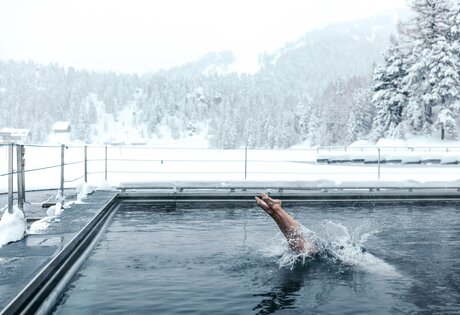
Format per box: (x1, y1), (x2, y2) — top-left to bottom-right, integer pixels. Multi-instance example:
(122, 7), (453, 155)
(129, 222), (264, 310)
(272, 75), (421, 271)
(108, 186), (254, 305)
(255, 193), (317, 255)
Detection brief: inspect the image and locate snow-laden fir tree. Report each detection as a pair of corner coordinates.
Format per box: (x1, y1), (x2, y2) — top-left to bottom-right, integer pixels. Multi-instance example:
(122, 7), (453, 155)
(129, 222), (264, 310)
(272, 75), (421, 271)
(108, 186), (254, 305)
(371, 37), (407, 139)
(346, 87), (374, 143)
(400, 0), (458, 138)
(431, 36), (460, 139)
(307, 104), (325, 146)
(435, 0), (460, 139)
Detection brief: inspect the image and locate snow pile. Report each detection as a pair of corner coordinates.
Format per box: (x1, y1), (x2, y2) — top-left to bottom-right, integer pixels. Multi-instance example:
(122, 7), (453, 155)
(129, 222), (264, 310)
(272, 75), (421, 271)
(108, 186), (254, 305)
(29, 217), (52, 232)
(46, 202), (63, 217)
(348, 140), (374, 147)
(46, 190), (65, 216)
(30, 190), (66, 233)
(0, 205), (26, 247)
(316, 137), (460, 165)
(375, 138), (407, 148)
(76, 182), (94, 201)
(96, 181), (115, 191)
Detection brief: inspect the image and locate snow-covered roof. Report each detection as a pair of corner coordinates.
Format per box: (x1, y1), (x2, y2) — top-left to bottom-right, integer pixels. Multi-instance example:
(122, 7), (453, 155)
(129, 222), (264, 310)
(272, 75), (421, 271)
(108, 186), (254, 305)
(0, 128), (30, 136)
(52, 121), (71, 131)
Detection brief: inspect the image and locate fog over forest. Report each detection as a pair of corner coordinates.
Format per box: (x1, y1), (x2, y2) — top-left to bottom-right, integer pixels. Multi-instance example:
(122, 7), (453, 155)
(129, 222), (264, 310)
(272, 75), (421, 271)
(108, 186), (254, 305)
(2, 1), (459, 148)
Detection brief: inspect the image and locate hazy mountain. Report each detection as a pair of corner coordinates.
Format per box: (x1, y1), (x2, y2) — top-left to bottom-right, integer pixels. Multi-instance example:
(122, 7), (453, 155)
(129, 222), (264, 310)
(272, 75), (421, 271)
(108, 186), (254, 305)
(0, 14), (401, 147)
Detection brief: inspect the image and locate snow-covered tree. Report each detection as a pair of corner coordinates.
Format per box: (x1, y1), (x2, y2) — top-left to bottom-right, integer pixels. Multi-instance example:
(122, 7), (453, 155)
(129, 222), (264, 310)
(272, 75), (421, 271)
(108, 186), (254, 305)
(346, 87), (374, 143)
(307, 105), (324, 146)
(400, 0), (456, 137)
(371, 37), (407, 139)
(87, 98), (98, 124)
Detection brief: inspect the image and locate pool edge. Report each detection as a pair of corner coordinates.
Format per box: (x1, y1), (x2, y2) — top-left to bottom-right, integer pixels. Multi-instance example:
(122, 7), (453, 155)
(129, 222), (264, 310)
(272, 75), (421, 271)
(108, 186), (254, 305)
(0, 193), (119, 315)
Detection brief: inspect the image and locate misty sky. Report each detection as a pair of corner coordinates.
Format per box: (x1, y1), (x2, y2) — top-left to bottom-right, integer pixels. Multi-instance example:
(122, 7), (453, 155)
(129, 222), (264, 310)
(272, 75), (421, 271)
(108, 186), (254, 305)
(0, 0), (408, 74)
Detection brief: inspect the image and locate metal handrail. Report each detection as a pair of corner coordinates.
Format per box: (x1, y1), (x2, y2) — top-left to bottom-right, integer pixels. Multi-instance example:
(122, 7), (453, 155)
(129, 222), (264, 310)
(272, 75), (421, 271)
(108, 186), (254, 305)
(2, 143), (460, 208)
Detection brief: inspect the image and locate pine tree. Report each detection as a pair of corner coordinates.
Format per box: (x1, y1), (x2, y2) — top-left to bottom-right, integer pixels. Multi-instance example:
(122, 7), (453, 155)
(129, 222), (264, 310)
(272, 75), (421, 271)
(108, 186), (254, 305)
(346, 87), (374, 143)
(372, 37), (407, 140)
(307, 104), (324, 146)
(400, 0), (456, 137)
(87, 98), (98, 124)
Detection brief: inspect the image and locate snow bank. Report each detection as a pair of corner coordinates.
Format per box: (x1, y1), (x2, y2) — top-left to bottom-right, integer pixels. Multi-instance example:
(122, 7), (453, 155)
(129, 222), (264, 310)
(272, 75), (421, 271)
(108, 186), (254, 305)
(0, 205), (26, 247)
(30, 190), (66, 233)
(376, 138), (407, 147)
(76, 182), (94, 201)
(289, 139), (312, 149)
(348, 140), (375, 147)
(96, 181), (116, 191)
(46, 202), (63, 217)
(314, 136), (460, 165)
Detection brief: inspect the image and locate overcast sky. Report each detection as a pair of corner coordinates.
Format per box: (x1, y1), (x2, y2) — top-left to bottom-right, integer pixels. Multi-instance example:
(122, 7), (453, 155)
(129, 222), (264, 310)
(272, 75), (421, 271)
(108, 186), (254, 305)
(0, 0), (408, 74)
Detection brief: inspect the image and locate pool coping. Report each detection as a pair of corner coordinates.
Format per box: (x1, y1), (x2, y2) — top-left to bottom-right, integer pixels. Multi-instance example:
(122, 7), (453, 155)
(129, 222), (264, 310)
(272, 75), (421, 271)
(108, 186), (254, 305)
(118, 180), (460, 203)
(0, 192), (118, 315)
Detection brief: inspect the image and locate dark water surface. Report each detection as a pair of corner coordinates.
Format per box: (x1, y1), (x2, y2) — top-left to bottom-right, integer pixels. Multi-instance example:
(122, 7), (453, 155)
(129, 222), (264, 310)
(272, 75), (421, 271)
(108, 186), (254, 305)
(53, 202), (460, 314)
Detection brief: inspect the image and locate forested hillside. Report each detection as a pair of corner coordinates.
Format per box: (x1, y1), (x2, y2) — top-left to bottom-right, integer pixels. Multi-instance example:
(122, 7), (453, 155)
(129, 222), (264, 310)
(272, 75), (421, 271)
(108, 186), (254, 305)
(0, 15), (397, 147)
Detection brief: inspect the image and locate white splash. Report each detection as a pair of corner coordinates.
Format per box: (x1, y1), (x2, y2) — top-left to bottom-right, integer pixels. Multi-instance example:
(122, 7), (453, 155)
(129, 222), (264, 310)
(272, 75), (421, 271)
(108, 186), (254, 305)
(263, 221), (400, 277)
(262, 229), (317, 270)
(318, 221), (400, 277)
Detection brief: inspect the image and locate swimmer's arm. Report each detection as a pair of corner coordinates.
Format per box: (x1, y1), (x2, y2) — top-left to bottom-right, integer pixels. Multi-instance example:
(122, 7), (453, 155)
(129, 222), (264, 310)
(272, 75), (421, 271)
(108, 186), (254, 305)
(256, 193), (317, 255)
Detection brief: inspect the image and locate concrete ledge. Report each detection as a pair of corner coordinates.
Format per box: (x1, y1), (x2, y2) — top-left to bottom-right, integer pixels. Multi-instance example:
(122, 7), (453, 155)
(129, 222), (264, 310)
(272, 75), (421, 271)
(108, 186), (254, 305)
(118, 189), (460, 204)
(118, 180), (460, 192)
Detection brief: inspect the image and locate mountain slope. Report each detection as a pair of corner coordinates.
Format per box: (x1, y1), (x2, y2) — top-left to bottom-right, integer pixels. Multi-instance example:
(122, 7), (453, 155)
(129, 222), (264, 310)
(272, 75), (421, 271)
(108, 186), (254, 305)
(0, 14), (400, 147)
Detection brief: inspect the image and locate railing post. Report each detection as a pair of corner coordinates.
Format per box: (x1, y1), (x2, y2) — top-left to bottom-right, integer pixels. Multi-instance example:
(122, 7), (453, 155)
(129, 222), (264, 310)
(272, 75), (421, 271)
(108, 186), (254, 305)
(8, 143), (14, 214)
(244, 147), (248, 180)
(60, 144), (65, 194)
(16, 144), (25, 211)
(22, 146), (25, 202)
(84, 145), (88, 182)
(377, 148), (381, 180)
(105, 145), (108, 181)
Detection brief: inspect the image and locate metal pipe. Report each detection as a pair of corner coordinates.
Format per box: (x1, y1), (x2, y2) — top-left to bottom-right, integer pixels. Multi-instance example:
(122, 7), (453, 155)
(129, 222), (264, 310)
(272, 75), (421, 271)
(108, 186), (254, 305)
(22, 146), (26, 203)
(377, 148), (381, 180)
(105, 146), (108, 181)
(16, 145), (24, 211)
(84, 145), (88, 182)
(244, 147), (248, 180)
(60, 144), (65, 193)
(8, 143), (14, 214)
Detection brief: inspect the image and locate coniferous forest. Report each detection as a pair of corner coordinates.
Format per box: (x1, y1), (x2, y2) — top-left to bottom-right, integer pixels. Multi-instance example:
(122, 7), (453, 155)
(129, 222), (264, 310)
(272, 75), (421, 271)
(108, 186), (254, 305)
(1, 1), (459, 148)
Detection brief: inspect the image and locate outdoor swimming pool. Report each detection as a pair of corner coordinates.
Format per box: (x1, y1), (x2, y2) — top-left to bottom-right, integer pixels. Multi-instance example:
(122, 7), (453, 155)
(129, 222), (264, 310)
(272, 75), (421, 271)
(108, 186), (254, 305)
(52, 201), (460, 314)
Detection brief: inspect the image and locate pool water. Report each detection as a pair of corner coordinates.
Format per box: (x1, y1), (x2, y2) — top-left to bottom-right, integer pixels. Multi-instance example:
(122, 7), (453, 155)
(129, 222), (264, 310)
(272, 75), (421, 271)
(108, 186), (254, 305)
(53, 202), (460, 314)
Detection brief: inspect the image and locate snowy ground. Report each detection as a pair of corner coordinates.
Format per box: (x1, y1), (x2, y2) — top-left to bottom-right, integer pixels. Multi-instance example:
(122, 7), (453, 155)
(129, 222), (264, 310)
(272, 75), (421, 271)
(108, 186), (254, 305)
(2, 135), (460, 193)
